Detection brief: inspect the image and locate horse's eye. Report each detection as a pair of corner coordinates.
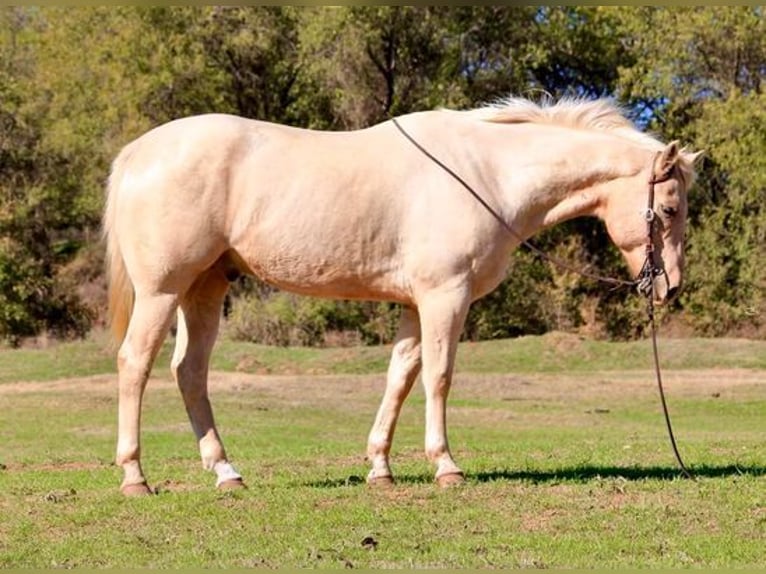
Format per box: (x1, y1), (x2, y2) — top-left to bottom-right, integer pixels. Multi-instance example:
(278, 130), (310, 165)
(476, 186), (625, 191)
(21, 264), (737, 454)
(661, 205), (677, 218)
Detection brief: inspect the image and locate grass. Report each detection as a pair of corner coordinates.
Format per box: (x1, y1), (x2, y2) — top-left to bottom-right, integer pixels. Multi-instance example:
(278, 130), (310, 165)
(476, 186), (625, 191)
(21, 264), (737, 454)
(0, 332), (764, 568)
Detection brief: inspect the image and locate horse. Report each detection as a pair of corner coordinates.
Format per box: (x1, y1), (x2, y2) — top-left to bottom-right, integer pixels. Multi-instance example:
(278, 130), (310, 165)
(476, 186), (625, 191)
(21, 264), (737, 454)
(103, 96), (701, 495)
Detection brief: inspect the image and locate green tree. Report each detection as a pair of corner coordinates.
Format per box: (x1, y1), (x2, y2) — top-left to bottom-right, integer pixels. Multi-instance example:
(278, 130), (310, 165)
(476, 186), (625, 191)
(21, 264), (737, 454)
(0, 6), (761, 344)
(613, 6), (765, 335)
(682, 92), (765, 334)
(0, 7), (95, 343)
(296, 7), (458, 129)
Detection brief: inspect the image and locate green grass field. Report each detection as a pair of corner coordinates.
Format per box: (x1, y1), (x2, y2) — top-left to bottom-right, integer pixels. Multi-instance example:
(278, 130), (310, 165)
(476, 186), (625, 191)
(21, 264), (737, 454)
(0, 332), (764, 568)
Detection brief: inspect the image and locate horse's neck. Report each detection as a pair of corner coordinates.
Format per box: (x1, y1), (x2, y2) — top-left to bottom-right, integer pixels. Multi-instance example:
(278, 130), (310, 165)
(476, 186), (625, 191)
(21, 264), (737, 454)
(503, 136), (644, 237)
(404, 113), (646, 239)
(537, 180), (605, 228)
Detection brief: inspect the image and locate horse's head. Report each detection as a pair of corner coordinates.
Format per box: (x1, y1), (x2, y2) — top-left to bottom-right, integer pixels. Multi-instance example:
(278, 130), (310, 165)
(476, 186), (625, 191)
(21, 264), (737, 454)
(603, 141), (702, 305)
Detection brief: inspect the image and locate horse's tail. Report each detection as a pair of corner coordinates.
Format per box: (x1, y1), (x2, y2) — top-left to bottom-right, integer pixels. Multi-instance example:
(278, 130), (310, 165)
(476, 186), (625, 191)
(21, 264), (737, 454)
(103, 143), (136, 346)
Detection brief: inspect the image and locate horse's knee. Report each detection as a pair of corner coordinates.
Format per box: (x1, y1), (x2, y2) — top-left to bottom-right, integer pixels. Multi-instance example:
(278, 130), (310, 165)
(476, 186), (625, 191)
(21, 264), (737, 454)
(392, 336), (421, 362)
(117, 346), (152, 394)
(117, 345), (139, 374)
(389, 345), (421, 379)
(386, 338), (421, 396)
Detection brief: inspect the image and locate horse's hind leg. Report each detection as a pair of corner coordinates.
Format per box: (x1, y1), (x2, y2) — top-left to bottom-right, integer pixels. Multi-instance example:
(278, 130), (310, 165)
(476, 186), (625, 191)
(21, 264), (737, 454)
(366, 307), (422, 485)
(117, 293), (178, 495)
(171, 265), (244, 490)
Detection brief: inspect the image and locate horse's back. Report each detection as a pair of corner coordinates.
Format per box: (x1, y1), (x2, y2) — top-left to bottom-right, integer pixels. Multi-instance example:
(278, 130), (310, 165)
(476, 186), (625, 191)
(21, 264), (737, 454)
(108, 114), (412, 299)
(107, 111), (507, 304)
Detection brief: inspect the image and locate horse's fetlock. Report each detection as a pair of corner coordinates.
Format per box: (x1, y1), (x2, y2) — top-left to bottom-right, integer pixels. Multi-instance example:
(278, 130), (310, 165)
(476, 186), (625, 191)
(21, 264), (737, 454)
(367, 438), (391, 460)
(425, 444), (447, 463)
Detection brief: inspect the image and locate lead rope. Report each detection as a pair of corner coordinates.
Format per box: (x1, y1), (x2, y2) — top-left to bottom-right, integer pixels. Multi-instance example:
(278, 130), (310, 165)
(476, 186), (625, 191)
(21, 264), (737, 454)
(644, 173), (694, 479)
(393, 117), (694, 479)
(647, 299), (694, 479)
(391, 118), (635, 289)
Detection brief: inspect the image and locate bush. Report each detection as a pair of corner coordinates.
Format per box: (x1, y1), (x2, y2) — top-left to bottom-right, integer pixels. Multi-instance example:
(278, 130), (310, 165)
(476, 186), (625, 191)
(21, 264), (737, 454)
(464, 250), (556, 341)
(225, 290), (399, 347)
(0, 240), (93, 346)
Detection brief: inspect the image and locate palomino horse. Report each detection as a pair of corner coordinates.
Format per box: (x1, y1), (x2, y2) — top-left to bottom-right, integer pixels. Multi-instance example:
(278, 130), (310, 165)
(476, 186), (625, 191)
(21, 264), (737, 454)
(104, 97), (700, 495)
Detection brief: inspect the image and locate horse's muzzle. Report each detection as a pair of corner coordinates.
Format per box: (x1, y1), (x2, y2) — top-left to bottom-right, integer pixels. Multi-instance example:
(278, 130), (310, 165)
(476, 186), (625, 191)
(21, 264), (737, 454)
(636, 262), (681, 306)
(635, 259), (666, 300)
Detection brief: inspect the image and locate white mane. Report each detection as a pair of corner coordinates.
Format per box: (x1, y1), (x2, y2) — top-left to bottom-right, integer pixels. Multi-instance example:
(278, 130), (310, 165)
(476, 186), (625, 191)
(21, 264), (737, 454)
(469, 96), (663, 151)
(469, 96), (697, 189)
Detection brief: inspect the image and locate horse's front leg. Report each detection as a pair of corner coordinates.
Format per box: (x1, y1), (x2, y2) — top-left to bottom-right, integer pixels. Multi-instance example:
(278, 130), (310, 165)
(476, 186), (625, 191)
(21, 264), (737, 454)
(171, 268), (244, 490)
(366, 307), (422, 485)
(417, 286), (471, 486)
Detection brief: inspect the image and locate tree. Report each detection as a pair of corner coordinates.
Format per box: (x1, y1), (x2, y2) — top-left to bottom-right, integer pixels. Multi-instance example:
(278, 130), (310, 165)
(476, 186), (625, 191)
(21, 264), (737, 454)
(0, 6), (761, 344)
(295, 7), (456, 129)
(0, 7), (95, 343)
(613, 7), (765, 335)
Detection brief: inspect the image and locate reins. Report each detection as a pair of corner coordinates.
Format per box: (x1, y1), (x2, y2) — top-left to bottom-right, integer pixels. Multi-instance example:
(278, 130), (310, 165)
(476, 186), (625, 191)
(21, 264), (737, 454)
(392, 117), (694, 479)
(643, 169), (694, 479)
(392, 118), (635, 289)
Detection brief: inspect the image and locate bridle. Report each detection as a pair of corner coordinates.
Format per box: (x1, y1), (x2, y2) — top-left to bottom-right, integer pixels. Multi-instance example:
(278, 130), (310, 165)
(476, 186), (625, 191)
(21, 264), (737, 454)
(392, 118), (693, 479)
(635, 158), (672, 300)
(642, 159), (693, 479)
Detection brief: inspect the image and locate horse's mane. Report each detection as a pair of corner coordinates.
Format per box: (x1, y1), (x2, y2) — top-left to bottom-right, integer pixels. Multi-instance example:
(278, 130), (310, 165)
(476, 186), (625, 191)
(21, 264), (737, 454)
(470, 96), (660, 147)
(469, 96), (697, 189)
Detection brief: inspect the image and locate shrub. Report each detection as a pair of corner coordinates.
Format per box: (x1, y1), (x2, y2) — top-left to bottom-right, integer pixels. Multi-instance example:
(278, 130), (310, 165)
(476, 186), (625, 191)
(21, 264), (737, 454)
(225, 290), (399, 347)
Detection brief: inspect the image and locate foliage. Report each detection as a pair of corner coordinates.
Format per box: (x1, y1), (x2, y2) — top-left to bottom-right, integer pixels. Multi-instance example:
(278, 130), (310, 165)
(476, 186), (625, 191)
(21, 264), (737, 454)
(464, 249), (556, 341)
(611, 6), (765, 335)
(227, 291), (399, 347)
(681, 92), (766, 334)
(0, 8), (94, 344)
(0, 6), (763, 343)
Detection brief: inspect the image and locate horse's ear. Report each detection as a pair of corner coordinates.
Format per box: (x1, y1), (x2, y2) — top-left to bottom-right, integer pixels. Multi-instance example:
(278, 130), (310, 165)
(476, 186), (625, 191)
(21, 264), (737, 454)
(684, 149), (705, 165)
(655, 140), (681, 178)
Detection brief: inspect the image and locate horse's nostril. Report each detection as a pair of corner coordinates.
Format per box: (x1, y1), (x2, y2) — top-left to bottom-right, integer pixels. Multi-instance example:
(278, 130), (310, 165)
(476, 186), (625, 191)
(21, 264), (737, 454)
(666, 286), (679, 301)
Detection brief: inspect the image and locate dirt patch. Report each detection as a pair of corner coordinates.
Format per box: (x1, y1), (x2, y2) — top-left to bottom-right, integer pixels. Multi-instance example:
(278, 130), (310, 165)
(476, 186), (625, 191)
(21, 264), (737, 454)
(520, 507), (562, 533)
(0, 369), (762, 403)
(451, 369), (764, 403)
(3, 459), (111, 473)
(0, 374), (118, 395)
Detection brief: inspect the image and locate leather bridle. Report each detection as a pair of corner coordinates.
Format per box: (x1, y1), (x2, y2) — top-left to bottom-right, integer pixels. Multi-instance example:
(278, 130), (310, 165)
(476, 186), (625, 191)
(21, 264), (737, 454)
(635, 155), (673, 300)
(640, 156), (694, 479)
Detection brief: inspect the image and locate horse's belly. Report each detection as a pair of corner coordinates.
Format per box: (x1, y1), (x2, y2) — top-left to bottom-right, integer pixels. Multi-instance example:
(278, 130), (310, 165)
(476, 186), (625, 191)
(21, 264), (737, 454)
(235, 246), (411, 303)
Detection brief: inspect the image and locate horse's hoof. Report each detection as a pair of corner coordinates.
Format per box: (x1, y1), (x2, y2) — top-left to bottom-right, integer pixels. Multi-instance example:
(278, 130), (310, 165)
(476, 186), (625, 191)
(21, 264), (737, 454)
(218, 478), (247, 490)
(436, 472), (465, 488)
(121, 482), (154, 496)
(367, 474), (395, 488)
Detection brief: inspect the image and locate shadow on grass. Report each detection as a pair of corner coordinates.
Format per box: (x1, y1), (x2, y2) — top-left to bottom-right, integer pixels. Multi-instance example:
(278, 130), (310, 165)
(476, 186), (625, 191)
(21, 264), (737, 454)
(471, 463), (765, 483)
(305, 464), (764, 488)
